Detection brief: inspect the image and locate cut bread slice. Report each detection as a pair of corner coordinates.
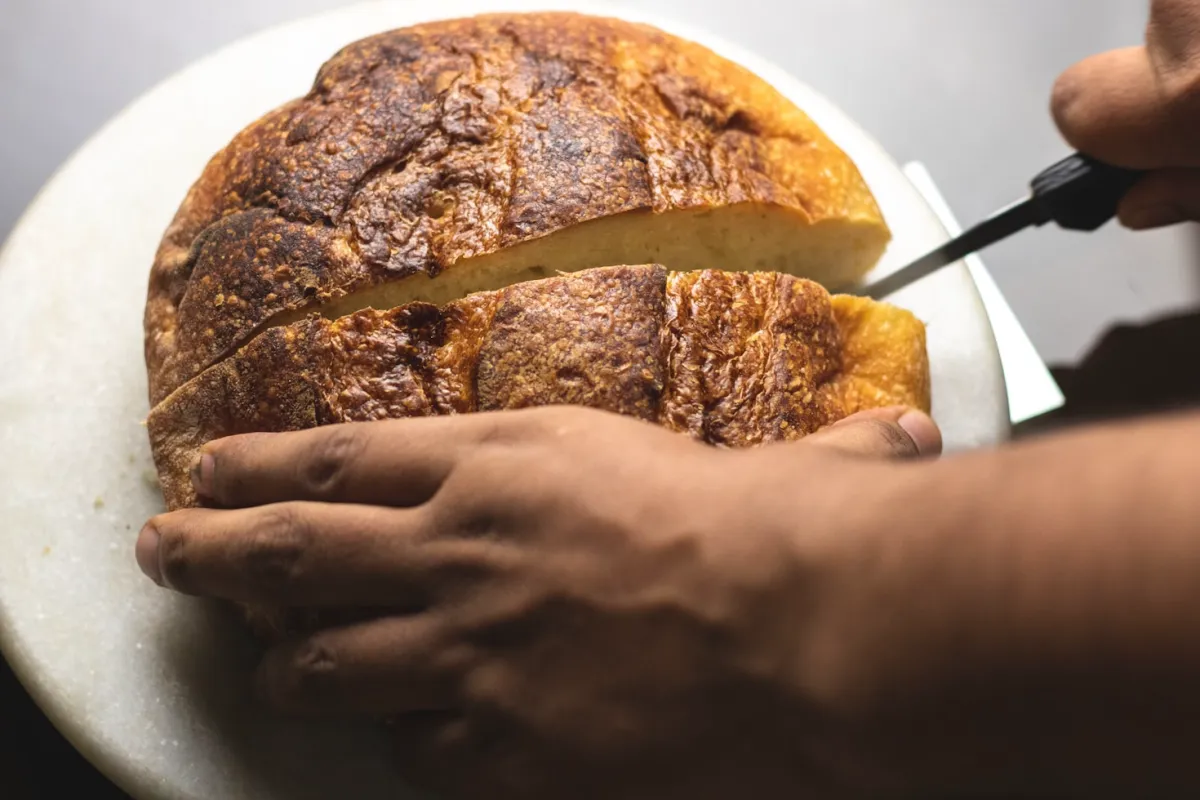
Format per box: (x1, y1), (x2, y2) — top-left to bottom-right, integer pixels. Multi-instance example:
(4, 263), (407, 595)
(148, 265), (928, 512)
(144, 13), (890, 405)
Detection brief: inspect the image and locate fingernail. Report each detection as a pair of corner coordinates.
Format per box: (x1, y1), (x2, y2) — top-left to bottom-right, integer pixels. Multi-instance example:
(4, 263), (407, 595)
(1122, 204), (1184, 231)
(191, 452), (215, 498)
(136, 522), (163, 585)
(898, 410), (943, 457)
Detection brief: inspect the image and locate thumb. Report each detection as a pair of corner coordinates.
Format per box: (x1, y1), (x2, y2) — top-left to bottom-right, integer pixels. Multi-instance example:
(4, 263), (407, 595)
(806, 407), (942, 460)
(1051, 46), (1200, 170)
(1051, 0), (1200, 171)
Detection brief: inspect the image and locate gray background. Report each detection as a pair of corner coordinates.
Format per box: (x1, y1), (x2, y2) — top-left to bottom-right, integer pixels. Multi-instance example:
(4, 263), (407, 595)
(2, 0), (1195, 365)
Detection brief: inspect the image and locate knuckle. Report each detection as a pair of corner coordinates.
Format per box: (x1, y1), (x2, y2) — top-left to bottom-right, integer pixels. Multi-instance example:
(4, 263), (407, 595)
(503, 405), (590, 442)
(461, 659), (514, 708)
(430, 487), (506, 543)
(205, 433), (267, 497)
(436, 450), (505, 503)
(431, 642), (478, 678)
(531, 404), (595, 433)
(244, 506), (312, 596)
(1050, 66), (1085, 130)
(299, 425), (363, 498)
(1050, 59), (1111, 146)
(157, 519), (193, 593)
(445, 504), (503, 541)
(472, 414), (513, 448)
(270, 637), (339, 708)
(435, 463), (537, 538)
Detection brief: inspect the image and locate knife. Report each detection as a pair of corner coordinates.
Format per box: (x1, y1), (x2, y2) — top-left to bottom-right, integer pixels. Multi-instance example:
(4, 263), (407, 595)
(860, 152), (1146, 300)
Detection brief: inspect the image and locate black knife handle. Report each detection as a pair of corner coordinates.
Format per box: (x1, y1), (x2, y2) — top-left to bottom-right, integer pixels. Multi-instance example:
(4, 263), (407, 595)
(1030, 152), (1146, 232)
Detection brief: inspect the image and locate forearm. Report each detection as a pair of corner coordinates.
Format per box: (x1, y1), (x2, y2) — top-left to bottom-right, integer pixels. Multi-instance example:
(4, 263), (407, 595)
(822, 411), (1200, 797)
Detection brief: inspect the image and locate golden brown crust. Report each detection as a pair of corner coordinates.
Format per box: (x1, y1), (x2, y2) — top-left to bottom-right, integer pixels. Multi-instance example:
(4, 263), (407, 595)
(144, 12), (886, 405)
(478, 265), (668, 419)
(147, 324), (321, 514)
(830, 295), (931, 414)
(662, 271), (844, 445)
(147, 265), (929, 511)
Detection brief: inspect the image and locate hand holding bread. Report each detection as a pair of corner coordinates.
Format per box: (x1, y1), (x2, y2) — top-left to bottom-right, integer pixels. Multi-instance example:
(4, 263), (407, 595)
(139, 404), (938, 799)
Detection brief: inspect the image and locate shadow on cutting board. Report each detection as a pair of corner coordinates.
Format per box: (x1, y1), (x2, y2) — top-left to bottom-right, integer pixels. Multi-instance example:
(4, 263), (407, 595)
(1017, 308), (1200, 437)
(1017, 225), (1200, 436)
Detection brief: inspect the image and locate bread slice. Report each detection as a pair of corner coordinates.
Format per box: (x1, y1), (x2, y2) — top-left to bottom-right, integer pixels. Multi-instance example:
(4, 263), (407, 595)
(144, 13), (890, 405)
(148, 265), (928, 511)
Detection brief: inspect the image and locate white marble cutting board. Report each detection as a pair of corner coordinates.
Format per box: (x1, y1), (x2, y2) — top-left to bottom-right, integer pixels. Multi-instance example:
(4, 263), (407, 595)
(0, 1), (1008, 798)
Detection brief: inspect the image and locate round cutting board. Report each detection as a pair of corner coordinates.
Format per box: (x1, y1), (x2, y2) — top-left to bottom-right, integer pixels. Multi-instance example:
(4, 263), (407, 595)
(0, 2), (1008, 799)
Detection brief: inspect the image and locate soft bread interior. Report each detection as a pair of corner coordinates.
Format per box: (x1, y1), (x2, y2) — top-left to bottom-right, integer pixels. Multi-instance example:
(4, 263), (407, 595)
(274, 202), (888, 327)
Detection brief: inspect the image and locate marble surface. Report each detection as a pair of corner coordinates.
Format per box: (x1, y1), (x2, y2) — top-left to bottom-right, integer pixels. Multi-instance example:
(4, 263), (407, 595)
(0, 2), (1007, 798)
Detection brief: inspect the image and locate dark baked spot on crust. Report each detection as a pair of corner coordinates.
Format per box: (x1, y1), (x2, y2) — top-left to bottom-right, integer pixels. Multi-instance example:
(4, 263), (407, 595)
(312, 33), (426, 99)
(534, 55), (577, 92)
(506, 86), (652, 237)
(317, 302), (445, 423)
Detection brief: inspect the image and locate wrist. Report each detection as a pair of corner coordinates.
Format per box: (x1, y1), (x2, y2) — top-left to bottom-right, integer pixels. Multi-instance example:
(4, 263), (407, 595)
(738, 447), (945, 796)
(759, 415), (1200, 798)
(799, 458), (957, 794)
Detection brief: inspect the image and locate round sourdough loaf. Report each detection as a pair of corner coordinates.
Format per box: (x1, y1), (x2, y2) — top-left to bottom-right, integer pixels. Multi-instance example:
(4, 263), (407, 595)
(143, 14), (926, 636)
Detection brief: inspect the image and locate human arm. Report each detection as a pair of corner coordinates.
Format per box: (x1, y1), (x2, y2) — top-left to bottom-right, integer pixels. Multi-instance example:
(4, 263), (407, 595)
(807, 410), (1200, 797)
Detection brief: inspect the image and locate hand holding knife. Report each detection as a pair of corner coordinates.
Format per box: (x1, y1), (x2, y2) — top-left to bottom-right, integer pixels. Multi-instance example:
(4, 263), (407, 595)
(860, 153), (1146, 299)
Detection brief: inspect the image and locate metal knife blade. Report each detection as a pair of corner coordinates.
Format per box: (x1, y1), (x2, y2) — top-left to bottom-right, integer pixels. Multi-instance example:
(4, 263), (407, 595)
(860, 197), (1049, 300)
(856, 152), (1145, 300)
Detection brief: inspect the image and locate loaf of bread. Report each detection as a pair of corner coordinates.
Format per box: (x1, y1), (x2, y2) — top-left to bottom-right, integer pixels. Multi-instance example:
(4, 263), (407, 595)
(148, 265), (929, 510)
(145, 13), (927, 527)
(144, 12), (891, 407)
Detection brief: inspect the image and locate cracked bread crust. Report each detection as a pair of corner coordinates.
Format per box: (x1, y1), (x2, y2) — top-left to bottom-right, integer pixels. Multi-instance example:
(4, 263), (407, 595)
(147, 265), (929, 512)
(144, 12), (888, 405)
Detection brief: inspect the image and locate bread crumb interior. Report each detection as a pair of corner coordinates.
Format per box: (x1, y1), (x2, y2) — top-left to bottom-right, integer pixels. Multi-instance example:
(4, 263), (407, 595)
(271, 202), (888, 327)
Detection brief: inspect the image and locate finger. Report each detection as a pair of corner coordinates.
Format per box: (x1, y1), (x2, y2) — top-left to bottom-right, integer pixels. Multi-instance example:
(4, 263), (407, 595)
(1118, 168), (1200, 228)
(388, 711), (474, 795)
(193, 412), (519, 509)
(258, 615), (465, 716)
(137, 502), (448, 606)
(1051, 45), (1200, 169)
(808, 407), (942, 459)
